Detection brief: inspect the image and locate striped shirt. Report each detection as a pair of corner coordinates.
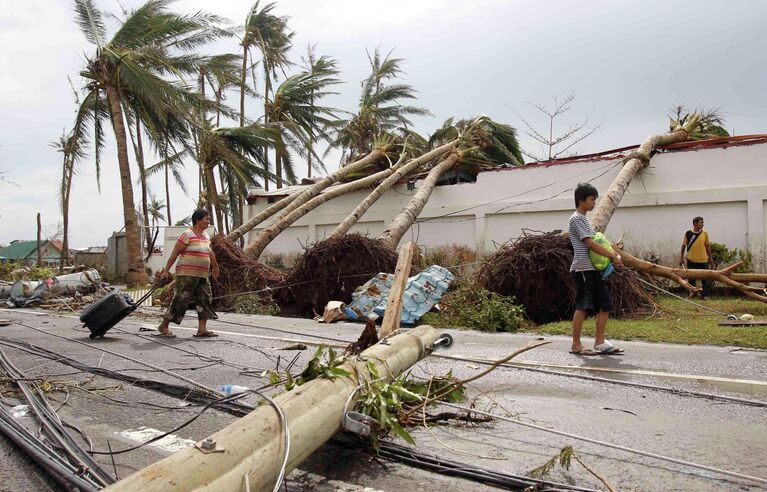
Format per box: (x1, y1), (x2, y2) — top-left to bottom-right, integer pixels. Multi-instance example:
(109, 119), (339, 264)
(568, 212), (595, 272)
(175, 229), (211, 278)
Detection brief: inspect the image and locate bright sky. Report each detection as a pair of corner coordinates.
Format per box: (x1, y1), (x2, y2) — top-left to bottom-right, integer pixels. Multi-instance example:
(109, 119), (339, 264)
(1, 0), (766, 248)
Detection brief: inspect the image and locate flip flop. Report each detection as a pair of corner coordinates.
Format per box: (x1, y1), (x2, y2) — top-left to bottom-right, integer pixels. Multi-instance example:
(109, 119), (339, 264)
(193, 332), (219, 338)
(152, 332), (177, 338)
(569, 347), (601, 356)
(595, 343), (624, 355)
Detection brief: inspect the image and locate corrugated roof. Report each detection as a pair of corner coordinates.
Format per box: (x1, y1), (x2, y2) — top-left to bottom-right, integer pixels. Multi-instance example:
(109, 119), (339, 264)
(0, 240), (38, 260)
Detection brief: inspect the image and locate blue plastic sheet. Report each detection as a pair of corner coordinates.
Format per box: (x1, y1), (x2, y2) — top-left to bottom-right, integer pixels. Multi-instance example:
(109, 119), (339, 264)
(345, 265), (454, 325)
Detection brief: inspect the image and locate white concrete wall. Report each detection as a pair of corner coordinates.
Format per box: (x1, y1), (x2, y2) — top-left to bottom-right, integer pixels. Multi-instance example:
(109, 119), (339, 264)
(240, 142), (767, 269)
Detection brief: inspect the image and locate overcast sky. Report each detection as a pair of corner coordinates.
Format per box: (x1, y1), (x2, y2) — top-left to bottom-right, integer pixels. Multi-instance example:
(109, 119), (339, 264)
(1, 0), (765, 248)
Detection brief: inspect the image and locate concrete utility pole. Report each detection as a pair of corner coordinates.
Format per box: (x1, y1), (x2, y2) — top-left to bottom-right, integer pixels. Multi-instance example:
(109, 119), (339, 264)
(105, 325), (441, 492)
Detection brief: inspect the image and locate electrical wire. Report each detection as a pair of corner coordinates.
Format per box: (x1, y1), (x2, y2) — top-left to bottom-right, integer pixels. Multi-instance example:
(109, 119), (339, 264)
(439, 402), (767, 486)
(635, 277), (732, 317)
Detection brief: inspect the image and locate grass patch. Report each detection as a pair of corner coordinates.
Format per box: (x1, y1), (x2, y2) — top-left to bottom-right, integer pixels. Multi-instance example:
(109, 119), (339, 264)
(530, 295), (767, 349)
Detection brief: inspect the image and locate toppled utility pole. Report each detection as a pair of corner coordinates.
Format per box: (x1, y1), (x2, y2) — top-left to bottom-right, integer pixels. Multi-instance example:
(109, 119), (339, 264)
(104, 325), (441, 492)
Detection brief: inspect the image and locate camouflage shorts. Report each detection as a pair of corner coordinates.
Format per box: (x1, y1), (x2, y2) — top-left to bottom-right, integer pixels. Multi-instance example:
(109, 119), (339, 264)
(163, 275), (218, 325)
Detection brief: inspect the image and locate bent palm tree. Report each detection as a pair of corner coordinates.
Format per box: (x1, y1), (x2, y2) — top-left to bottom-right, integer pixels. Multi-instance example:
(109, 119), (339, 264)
(330, 48), (431, 163)
(301, 45), (341, 178)
(591, 108), (727, 232)
(71, 0), (226, 286)
(51, 130), (87, 270)
(379, 117), (523, 249)
(266, 67), (341, 188)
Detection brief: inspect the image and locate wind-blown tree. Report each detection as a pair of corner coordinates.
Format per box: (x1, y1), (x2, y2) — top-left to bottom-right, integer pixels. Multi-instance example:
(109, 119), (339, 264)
(301, 44), (341, 178)
(196, 119), (283, 232)
(144, 194), (166, 261)
(145, 147), (188, 225)
(70, 0), (226, 286)
(330, 48), (431, 163)
(51, 131), (87, 270)
(239, 1), (293, 192)
(266, 67), (341, 188)
(379, 116), (523, 249)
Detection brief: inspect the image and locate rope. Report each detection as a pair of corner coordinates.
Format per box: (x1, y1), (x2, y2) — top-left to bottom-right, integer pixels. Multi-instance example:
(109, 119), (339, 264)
(439, 402), (767, 486)
(635, 277), (732, 317)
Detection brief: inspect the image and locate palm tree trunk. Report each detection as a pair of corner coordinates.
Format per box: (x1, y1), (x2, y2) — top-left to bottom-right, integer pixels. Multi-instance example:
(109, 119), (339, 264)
(203, 163), (223, 232)
(240, 45), (247, 127)
(36, 213), (42, 267)
(60, 161), (73, 272)
(105, 84), (147, 287)
(275, 148), (283, 189)
(379, 153), (460, 250)
(246, 167), (398, 259)
(164, 161), (172, 225)
(591, 129), (690, 233)
(135, 120), (151, 251)
(225, 193), (300, 243)
(242, 148), (385, 257)
(332, 142), (456, 237)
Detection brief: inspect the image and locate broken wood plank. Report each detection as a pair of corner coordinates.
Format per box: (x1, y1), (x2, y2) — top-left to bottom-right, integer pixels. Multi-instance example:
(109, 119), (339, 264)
(380, 241), (416, 339)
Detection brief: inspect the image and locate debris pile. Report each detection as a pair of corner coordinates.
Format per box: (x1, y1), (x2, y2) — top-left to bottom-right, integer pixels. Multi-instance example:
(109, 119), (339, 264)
(283, 234), (399, 317)
(477, 231), (655, 324)
(0, 269), (105, 308)
(209, 235), (284, 310)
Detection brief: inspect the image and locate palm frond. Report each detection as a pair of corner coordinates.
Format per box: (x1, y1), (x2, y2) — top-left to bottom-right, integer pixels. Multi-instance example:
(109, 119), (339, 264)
(73, 0), (106, 48)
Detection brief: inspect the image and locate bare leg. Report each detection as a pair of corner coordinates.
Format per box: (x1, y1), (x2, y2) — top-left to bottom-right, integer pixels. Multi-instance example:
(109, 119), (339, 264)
(571, 310), (588, 351)
(197, 318), (207, 336)
(158, 319), (172, 336)
(594, 310), (609, 346)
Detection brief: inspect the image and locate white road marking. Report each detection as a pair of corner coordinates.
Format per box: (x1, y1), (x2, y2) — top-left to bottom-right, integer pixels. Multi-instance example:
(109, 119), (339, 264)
(117, 427), (195, 453)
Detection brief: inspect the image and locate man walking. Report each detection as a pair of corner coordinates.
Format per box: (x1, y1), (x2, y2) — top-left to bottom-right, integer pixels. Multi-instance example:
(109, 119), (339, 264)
(679, 216), (714, 299)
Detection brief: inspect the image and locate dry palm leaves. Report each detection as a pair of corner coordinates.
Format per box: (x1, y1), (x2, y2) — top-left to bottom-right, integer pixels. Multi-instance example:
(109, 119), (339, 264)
(284, 233), (399, 317)
(477, 231), (654, 324)
(210, 235), (284, 310)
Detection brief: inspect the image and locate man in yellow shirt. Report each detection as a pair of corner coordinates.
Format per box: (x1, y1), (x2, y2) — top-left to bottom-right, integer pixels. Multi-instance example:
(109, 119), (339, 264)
(679, 216), (714, 299)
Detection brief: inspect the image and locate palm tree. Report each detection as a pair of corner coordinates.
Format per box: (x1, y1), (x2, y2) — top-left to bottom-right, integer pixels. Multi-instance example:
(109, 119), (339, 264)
(266, 68), (341, 188)
(196, 120), (282, 232)
(379, 116), (523, 249)
(146, 148), (188, 225)
(330, 48), (431, 163)
(51, 130), (87, 271)
(70, 0), (226, 286)
(239, 1), (293, 192)
(301, 44), (341, 178)
(590, 108), (727, 232)
(144, 195), (166, 261)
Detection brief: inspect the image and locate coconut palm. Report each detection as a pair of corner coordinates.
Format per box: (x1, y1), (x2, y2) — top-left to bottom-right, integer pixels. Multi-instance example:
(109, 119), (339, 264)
(146, 147), (189, 225)
(266, 67), (341, 188)
(379, 116), (523, 249)
(330, 48), (431, 163)
(590, 109), (727, 233)
(51, 130), (87, 270)
(196, 120), (283, 232)
(301, 44), (341, 178)
(70, 0), (226, 286)
(144, 195), (166, 260)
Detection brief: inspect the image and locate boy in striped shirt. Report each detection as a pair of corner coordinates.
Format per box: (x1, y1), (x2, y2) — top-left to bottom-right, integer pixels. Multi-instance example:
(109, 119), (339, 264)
(568, 183), (624, 355)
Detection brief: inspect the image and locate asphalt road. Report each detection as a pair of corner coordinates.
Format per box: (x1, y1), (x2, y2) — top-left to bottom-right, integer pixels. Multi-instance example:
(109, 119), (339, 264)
(0, 306), (765, 491)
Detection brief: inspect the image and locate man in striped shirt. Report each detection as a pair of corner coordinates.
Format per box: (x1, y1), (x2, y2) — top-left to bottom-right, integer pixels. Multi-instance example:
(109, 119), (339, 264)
(156, 209), (220, 338)
(568, 183), (624, 355)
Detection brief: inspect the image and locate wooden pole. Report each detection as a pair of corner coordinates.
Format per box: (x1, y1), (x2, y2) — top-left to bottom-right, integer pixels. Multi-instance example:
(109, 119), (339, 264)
(104, 325), (439, 492)
(36, 213), (42, 267)
(380, 242), (415, 339)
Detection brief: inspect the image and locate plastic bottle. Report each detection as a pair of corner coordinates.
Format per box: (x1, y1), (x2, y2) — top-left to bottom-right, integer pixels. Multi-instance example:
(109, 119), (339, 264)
(220, 384), (249, 396)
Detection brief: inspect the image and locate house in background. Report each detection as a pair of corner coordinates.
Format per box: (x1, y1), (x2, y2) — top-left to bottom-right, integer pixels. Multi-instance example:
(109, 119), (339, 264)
(0, 240), (63, 266)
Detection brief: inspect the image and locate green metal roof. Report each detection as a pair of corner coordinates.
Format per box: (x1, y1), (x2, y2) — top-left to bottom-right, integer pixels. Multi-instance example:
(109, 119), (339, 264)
(0, 241), (39, 260)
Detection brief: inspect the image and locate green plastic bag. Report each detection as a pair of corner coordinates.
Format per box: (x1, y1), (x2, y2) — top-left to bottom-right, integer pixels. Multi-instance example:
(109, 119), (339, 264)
(588, 232), (614, 271)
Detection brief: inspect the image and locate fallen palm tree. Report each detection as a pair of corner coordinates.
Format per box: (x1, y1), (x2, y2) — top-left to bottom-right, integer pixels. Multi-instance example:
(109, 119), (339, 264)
(477, 232), (655, 324)
(283, 233), (399, 316)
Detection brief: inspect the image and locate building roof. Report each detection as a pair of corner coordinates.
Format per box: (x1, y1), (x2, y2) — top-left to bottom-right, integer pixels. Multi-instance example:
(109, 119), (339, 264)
(246, 134), (767, 203)
(0, 240), (39, 260)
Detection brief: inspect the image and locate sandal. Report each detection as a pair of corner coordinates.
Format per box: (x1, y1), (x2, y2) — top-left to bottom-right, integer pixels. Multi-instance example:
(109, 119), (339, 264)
(193, 331), (219, 338)
(594, 342), (624, 355)
(152, 332), (177, 339)
(569, 347), (601, 356)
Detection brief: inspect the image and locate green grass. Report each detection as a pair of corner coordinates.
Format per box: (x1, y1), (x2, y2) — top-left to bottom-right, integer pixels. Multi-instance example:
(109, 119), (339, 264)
(529, 295), (767, 349)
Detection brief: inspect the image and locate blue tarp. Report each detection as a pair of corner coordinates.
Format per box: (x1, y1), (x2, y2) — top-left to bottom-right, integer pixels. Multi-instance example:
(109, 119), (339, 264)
(344, 265), (454, 325)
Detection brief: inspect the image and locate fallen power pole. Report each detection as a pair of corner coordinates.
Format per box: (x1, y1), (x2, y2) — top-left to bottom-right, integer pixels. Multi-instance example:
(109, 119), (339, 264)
(105, 324), (442, 492)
